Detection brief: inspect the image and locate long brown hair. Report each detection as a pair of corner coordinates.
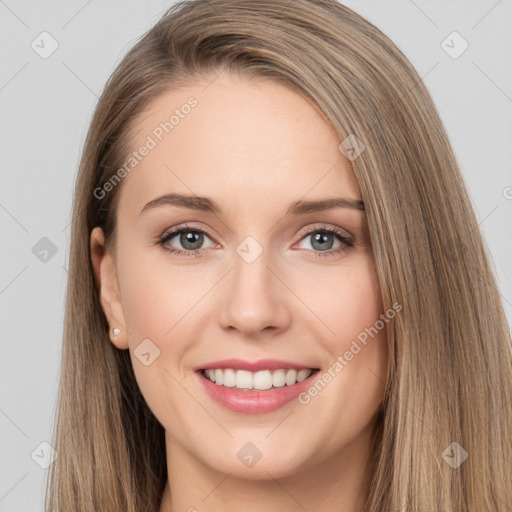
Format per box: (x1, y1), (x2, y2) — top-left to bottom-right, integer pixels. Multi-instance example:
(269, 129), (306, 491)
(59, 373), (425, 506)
(45, 1), (512, 510)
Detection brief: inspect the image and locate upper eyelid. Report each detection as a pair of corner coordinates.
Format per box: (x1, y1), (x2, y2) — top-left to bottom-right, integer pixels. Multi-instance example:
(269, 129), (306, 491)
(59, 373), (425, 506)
(295, 223), (352, 240)
(160, 223), (210, 240)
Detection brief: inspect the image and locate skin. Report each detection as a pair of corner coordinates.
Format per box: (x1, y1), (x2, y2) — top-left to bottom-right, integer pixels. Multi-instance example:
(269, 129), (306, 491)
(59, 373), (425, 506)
(90, 70), (388, 512)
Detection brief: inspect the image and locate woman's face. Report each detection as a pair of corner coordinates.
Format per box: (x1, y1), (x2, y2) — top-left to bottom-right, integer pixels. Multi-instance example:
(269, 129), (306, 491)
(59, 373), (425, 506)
(92, 71), (388, 481)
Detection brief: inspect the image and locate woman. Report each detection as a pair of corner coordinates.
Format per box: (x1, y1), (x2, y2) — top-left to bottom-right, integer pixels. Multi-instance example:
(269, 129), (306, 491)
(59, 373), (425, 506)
(45, 0), (512, 510)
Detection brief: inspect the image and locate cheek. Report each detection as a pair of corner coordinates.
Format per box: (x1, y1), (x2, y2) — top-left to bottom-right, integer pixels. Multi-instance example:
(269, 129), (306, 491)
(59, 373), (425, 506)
(292, 258), (388, 457)
(335, 257), (387, 378)
(116, 242), (208, 341)
(114, 242), (218, 404)
(305, 254), (388, 406)
(300, 253), (384, 349)
(114, 246), (203, 428)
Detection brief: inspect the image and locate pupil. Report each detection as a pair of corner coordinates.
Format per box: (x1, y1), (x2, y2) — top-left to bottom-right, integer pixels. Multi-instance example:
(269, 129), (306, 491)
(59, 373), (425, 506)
(312, 232), (333, 251)
(181, 231), (203, 250)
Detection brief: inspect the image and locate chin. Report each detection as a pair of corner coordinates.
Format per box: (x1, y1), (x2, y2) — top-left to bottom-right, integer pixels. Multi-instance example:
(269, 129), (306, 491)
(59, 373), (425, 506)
(198, 440), (314, 480)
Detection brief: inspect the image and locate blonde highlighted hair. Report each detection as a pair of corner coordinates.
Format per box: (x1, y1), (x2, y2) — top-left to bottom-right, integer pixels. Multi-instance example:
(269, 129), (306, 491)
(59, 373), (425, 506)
(46, 1), (512, 510)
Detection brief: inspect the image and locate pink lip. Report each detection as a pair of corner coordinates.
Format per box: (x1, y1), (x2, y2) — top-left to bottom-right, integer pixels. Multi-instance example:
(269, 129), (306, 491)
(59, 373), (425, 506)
(196, 368), (320, 415)
(195, 358), (314, 372)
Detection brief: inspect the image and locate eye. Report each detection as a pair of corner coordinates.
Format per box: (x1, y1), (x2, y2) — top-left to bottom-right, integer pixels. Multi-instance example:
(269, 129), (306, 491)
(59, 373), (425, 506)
(295, 225), (353, 258)
(157, 223), (216, 256)
(157, 223), (354, 259)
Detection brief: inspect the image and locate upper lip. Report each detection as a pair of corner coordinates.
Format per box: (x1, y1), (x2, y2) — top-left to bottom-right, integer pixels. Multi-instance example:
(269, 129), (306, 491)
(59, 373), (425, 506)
(195, 358), (317, 372)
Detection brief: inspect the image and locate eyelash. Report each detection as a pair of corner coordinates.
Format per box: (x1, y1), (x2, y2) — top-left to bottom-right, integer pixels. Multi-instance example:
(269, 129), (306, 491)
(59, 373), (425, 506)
(156, 222), (354, 259)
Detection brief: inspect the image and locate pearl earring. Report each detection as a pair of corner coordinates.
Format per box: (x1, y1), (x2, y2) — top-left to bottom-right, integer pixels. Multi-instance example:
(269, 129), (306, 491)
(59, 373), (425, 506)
(112, 328), (120, 337)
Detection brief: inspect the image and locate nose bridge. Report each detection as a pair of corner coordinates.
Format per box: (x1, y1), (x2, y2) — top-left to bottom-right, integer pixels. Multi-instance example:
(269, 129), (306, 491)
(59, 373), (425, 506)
(233, 239), (271, 293)
(218, 235), (290, 335)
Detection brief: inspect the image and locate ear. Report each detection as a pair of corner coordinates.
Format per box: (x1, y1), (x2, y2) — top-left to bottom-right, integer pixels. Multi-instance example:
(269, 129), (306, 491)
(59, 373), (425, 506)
(90, 227), (129, 350)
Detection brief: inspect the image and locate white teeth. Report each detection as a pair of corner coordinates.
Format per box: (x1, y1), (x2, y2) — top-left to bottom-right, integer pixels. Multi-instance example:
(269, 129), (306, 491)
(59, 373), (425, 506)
(272, 369), (286, 388)
(253, 370), (272, 390)
(223, 368), (235, 387)
(297, 369), (311, 382)
(203, 368), (313, 389)
(235, 370), (253, 389)
(285, 369), (297, 386)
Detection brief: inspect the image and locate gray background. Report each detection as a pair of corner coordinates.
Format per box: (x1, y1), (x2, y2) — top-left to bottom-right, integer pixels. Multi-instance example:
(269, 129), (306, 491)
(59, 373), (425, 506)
(1, 1), (511, 510)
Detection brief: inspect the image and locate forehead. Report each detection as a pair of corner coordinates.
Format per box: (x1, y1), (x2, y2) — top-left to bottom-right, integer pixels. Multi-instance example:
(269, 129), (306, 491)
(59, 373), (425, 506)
(118, 72), (360, 218)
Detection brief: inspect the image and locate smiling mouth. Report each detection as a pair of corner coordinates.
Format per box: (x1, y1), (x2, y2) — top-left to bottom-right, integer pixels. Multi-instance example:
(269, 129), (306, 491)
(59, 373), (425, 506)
(200, 368), (320, 391)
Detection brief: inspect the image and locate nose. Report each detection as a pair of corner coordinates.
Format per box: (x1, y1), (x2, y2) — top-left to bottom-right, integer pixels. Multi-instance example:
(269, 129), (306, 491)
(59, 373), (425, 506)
(218, 246), (292, 337)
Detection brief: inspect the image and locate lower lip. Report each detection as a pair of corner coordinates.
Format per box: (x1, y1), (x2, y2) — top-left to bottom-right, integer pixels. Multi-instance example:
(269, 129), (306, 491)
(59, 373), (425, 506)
(196, 370), (319, 414)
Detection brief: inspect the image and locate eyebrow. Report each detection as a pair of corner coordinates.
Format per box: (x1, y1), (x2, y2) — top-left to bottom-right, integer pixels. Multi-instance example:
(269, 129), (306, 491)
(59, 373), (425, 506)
(139, 193), (365, 216)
